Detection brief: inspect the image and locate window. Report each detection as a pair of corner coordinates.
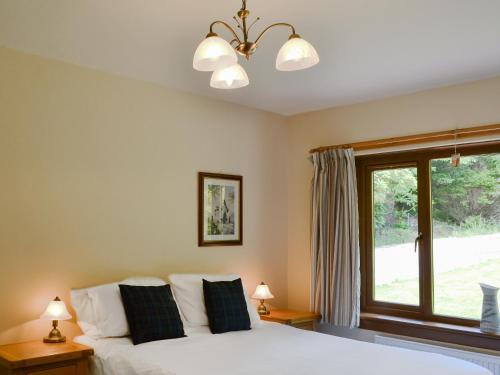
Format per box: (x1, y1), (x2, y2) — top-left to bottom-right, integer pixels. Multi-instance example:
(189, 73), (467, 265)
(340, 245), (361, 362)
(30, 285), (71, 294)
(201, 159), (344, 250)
(357, 142), (500, 326)
(373, 166), (420, 306)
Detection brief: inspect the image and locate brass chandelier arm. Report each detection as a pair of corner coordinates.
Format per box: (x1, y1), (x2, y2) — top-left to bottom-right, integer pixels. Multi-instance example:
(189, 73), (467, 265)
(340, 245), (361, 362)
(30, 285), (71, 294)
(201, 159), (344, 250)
(209, 21), (242, 44)
(254, 22), (297, 45)
(229, 39), (240, 47)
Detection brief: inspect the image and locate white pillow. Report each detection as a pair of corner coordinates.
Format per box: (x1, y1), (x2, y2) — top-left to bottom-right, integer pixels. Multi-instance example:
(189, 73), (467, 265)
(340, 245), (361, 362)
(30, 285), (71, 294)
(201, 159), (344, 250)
(70, 288), (102, 338)
(122, 276), (167, 287)
(168, 274), (261, 328)
(71, 276), (166, 338)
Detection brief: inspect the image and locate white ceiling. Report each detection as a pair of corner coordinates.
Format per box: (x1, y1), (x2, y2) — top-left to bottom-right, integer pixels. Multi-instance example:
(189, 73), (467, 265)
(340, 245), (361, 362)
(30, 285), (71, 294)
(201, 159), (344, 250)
(1, 0), (500, 115)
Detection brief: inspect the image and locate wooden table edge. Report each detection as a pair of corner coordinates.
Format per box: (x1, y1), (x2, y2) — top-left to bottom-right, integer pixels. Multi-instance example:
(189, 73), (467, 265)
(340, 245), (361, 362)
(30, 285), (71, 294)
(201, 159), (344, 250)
(0, 341), (93, 370)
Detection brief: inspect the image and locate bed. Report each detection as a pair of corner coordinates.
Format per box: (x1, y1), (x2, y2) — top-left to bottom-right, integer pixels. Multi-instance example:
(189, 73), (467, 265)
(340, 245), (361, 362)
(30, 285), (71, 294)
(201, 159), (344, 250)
(74, 322), (491, 375)
(71, 275), (491, 375)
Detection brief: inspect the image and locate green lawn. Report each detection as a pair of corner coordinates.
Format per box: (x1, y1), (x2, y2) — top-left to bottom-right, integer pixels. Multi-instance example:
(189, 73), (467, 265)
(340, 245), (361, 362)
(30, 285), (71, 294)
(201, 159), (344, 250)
(375, 259), (500, 320)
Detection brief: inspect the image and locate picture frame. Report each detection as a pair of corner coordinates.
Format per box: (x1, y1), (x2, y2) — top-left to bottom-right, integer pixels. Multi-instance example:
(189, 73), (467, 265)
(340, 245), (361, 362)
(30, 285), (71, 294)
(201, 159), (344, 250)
(198, 172), (243, 246)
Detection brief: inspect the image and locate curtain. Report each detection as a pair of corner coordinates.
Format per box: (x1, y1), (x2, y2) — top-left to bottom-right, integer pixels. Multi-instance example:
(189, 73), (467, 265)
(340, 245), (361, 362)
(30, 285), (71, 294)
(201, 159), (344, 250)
(310, 148), (360, 327)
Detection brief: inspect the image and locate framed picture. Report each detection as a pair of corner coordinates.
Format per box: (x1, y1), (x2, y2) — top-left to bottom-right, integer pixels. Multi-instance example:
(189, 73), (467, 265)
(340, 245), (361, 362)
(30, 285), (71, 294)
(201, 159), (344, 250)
(198, 172), (242, 246)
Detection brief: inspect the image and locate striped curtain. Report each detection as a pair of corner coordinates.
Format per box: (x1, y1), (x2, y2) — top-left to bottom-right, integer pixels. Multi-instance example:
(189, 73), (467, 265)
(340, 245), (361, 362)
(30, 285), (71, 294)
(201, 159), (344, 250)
(310, 148), (360, 327)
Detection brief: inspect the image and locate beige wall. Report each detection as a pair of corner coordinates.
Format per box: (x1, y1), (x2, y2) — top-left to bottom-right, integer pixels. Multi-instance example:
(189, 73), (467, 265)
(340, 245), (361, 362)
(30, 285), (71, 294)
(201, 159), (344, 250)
(0, 48), (289, 344)
(286, 76), (500, 310)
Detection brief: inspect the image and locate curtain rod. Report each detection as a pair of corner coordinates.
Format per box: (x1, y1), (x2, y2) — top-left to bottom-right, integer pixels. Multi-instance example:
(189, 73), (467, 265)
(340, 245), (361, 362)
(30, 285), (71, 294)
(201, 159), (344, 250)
(309, 123), (500, 154)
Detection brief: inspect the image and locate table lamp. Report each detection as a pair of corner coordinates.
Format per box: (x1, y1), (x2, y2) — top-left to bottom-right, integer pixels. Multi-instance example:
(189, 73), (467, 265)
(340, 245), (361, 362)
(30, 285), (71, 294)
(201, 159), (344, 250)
(251, 282), (274, 315)
(40, 296), (72, 343)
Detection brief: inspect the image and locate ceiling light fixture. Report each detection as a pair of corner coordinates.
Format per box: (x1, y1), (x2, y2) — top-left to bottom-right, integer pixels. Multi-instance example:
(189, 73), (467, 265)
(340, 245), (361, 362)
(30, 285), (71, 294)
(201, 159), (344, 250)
(193, 0), (319, 89)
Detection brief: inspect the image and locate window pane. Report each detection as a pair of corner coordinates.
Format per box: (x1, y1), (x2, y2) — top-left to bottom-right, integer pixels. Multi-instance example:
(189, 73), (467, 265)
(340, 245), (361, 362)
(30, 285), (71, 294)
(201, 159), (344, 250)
(431, 153), (500, 319)
(373, 167), (420, 305)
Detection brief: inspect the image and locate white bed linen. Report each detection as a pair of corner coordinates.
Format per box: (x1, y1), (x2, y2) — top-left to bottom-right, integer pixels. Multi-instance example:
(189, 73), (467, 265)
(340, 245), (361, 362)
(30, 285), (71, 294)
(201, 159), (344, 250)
(75, 322), (491, 375)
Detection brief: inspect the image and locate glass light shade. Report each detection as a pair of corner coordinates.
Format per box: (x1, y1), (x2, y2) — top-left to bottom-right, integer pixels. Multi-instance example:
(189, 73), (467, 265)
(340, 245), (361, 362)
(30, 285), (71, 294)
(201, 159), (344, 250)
(276, 37), (319, 71)
(210, 64), (249, 89)
(252, 283), (274, 300)
(40, 298), (72, 321)
(193, 36), (238, 72)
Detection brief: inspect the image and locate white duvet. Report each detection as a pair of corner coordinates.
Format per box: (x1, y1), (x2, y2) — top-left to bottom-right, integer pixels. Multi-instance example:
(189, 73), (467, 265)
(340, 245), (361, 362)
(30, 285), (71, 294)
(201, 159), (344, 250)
(75, 322), (491, 375)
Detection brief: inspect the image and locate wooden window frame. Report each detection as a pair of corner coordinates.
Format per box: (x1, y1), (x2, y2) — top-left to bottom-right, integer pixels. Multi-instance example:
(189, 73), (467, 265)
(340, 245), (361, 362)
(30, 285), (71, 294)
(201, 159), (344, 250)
(357, 141), (500, 329)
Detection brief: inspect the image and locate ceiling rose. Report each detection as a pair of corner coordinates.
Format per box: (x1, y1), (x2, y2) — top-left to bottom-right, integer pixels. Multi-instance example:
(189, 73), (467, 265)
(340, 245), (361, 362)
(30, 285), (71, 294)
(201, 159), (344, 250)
(193, 0), (320, 89)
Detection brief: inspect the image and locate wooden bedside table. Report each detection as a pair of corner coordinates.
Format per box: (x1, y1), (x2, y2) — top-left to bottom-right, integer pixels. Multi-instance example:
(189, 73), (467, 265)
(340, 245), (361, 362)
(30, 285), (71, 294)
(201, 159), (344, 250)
(260, 309), (321, 331)
(0, 341), (93, 375)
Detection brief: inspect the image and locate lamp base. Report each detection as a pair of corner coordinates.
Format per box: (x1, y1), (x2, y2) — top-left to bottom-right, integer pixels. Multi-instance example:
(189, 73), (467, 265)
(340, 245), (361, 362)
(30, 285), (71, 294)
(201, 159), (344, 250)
(257, 300), (270, 315)
(43, 335), (66, 343)
(43, 321), (66, 343)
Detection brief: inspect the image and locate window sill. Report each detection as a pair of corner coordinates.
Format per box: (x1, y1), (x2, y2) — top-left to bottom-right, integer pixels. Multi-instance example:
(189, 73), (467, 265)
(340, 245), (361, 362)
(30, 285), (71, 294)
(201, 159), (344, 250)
(360, 312), (500, 352)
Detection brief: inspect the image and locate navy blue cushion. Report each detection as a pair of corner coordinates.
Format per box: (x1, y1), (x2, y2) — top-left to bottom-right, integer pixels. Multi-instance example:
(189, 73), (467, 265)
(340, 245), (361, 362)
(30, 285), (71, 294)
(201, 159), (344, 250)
(119, 284), (185, 345)
(203, 278), (251, 334)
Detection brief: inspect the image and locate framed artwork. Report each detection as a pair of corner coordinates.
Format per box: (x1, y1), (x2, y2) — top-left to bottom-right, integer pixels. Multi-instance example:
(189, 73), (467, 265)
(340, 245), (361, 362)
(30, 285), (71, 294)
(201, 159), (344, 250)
(198, 172), (242, 246)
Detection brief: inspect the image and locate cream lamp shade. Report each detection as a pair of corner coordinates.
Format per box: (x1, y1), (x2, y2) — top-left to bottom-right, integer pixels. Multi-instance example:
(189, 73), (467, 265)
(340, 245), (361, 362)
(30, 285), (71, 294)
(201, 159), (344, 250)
(252, 282), (274, 300)
(210, 64), (249, 89)
(276, 36), (319, 71)
(40, 298), (72, 321)
(193, 35), (238, 72)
